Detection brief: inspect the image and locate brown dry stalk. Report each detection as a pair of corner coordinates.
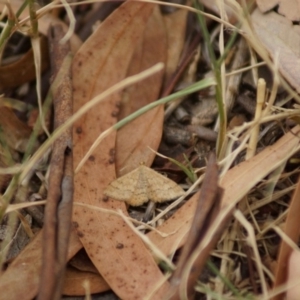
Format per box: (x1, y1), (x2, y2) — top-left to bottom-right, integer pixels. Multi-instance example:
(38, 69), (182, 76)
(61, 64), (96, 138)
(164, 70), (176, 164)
(38, 24), (73, 300)
(168, 153), (224, 299)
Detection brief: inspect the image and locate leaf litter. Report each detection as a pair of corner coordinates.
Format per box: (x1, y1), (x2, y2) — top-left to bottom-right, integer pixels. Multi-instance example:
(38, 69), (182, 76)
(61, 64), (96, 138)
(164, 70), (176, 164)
(115, 5), (166, 176)
(1, 0), (300, 299)
(71, 2), (170, 299)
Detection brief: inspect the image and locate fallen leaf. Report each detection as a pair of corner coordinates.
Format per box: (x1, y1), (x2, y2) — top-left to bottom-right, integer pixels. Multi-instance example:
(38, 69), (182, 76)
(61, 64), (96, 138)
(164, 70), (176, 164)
(104, 165), (185, 206)
(256, 0), (279, 12)
(272, 175), (300, 300)
(286, 250), (300, 300)
(72, 2), (170, 299)
(0, 107), (32, 152)
(163, 8), (188, 85)
(68, 249), (99, 274)
(251, 8), (300, 93)
(0, 229), (82, 300)
(0, 37), (49, 90)
(115, 6), (167, 175)
(256, 0), (300, 21)
(63, 266), (109, 296)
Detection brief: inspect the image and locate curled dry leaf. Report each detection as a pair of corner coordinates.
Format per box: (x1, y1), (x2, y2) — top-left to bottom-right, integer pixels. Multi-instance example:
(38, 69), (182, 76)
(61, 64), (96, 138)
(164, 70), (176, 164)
(72, 2), (169, 299)
(116, 6), (167, 175)
(251, 8), (300, 93)
(0, 37), (49, 90)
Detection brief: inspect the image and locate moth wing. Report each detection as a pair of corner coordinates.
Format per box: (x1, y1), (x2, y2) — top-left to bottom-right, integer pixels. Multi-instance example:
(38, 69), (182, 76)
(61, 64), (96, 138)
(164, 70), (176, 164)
(104, 168), (140, 201)
(142, 166), (185, 203)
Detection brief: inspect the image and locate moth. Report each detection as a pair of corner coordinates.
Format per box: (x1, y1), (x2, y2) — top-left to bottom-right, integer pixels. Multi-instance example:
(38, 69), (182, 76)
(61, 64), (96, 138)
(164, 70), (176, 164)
(104, 165), (184, 206)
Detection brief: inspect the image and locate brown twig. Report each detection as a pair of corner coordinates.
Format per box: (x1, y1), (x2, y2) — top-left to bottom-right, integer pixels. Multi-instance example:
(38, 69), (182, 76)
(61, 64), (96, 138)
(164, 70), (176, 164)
(168, 153), (225, 299)
(37, 24), (73, 300)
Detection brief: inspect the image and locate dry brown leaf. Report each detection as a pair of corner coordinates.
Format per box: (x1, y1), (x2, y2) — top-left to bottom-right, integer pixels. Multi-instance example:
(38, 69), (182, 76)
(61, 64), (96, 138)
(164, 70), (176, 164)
(0, 37), (49, 90)
(256, 0), (279, 12)
(256, 0), (300, 21)
(147, 126), (300, 256)
(286, 250), (300, 300)
(163, 8), (188, 86)
(116, 7), (166, 175)
(63, 267), (109, 296)
(117, 7), (166, 120)
(0, 106), (32, 190)
(272, 176), (300, 300)
(0, 229), (82, 299)
(0, 107), (32, 152)
(72, 2), (169, 299)
(68, 249), (99, 274)
(251, 8), (300, 93)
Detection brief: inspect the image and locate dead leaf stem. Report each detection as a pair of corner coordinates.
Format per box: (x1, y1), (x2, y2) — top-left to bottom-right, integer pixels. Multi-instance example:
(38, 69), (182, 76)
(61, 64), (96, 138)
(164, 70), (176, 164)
(168, 153), (224, 299)
(38, 24), (73, 300)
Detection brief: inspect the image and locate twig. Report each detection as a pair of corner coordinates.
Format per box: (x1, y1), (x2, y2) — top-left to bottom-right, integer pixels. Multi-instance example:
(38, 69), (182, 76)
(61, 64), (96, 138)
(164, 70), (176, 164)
(168, 153), (224, 299)
(37, 24), (73, 300)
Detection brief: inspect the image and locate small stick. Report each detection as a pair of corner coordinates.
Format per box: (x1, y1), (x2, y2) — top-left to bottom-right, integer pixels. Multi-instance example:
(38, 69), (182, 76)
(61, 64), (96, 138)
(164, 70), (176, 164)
(168, 153), (224, 299)
(38, 24), (73, 300)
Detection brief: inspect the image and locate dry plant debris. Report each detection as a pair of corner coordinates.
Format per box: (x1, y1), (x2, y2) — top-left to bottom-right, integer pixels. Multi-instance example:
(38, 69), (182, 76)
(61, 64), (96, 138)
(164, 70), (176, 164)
(1, 0), (300, 299)
(104, 164), (185, 206)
